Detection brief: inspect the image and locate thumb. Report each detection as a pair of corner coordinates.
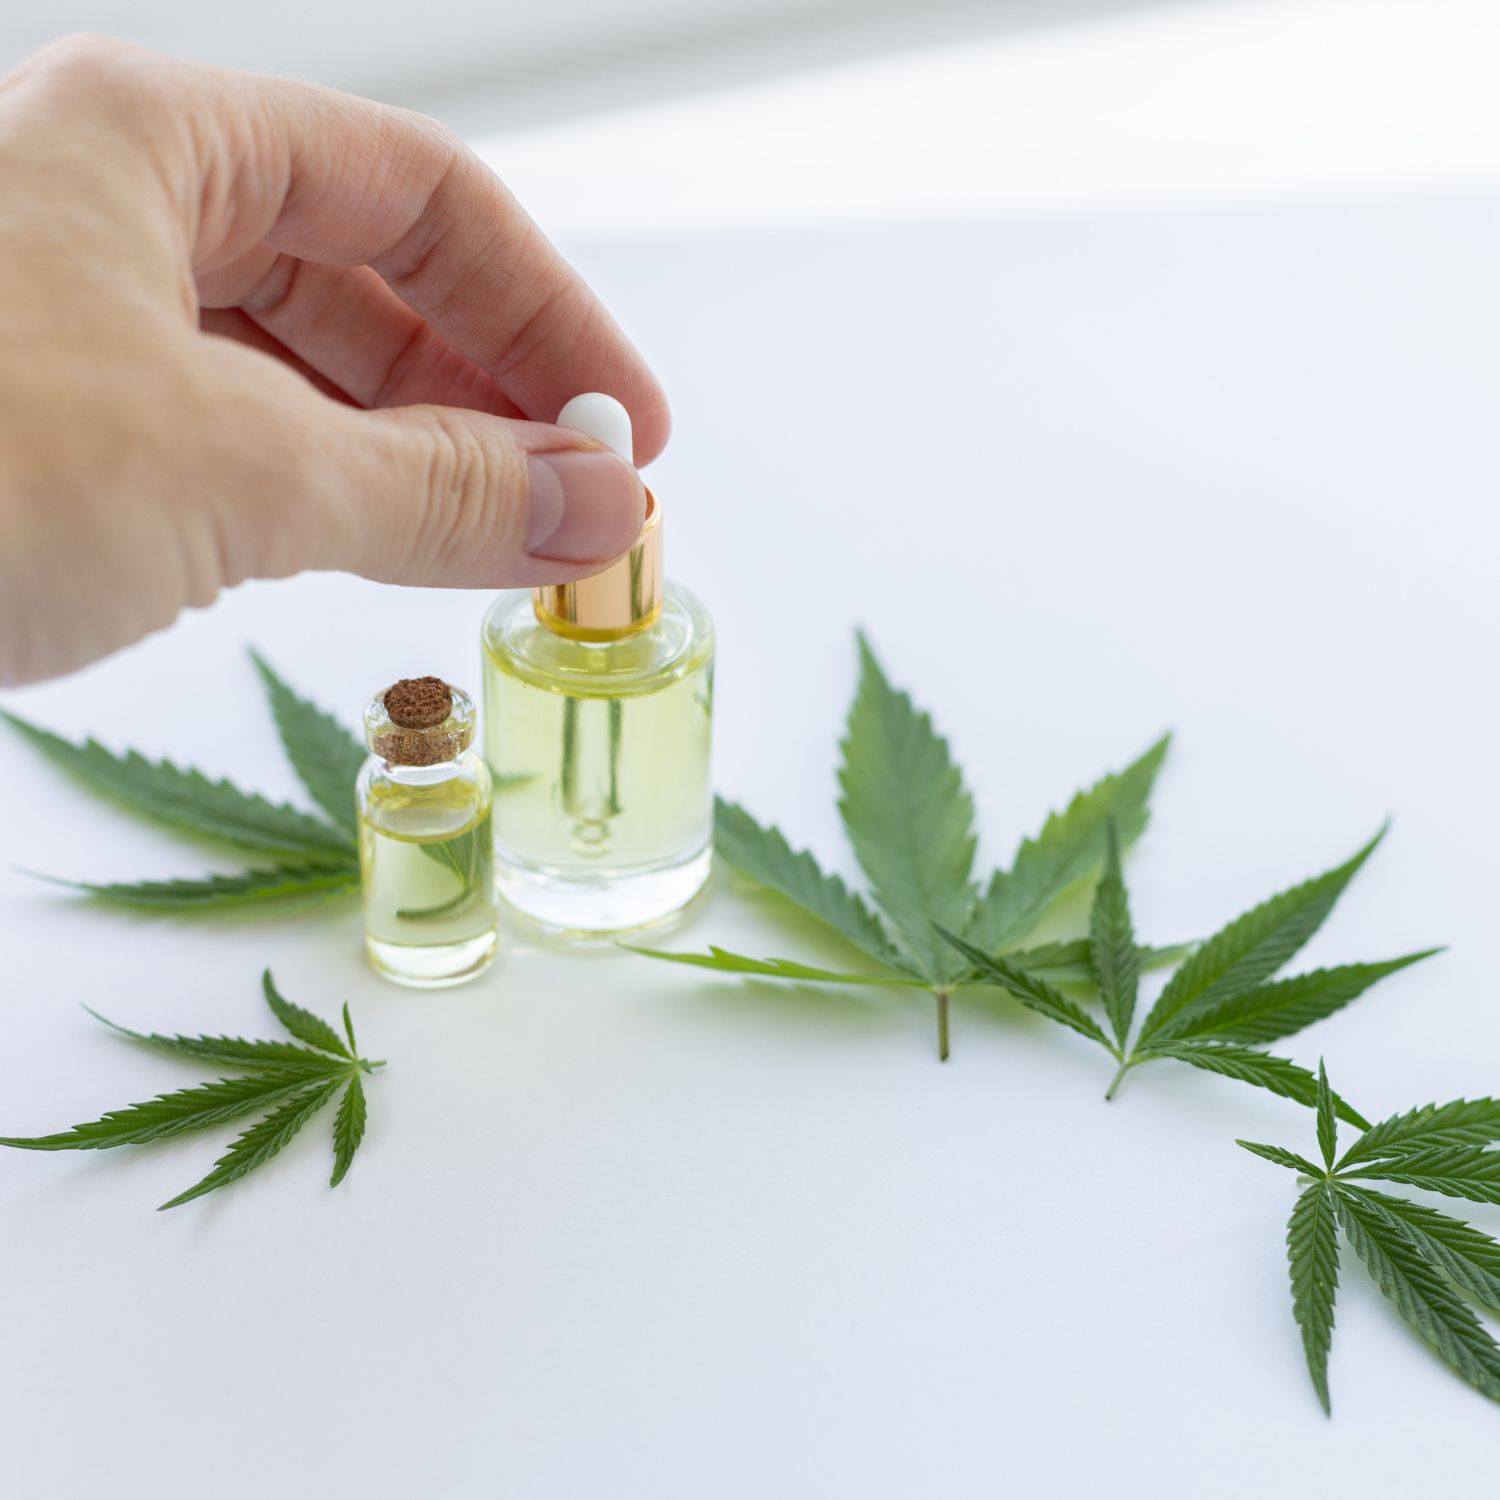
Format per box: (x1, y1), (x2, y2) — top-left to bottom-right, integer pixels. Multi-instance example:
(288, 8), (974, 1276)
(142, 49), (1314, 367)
(317, 402), (648, 587)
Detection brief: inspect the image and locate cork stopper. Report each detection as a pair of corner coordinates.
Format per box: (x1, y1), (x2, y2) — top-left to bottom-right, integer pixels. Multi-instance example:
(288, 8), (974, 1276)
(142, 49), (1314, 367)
(384, 676), (452, 729)
(365, 678), (475, 767)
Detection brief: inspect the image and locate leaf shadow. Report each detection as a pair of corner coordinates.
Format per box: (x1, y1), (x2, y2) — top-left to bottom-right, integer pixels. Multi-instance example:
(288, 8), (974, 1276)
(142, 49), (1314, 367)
(672, 974), (921, 1048)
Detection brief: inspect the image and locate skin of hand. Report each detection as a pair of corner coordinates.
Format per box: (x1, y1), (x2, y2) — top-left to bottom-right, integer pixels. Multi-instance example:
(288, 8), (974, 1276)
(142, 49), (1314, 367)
(0, 35), (670, 686)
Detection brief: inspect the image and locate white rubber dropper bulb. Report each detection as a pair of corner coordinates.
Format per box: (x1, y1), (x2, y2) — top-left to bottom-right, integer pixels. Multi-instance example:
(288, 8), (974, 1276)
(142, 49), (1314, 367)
(556, 392), (634, 464)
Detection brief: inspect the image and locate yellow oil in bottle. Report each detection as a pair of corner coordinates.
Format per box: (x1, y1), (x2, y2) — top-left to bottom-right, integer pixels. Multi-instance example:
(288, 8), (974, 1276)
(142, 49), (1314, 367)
(356, 680), (497, 987)
(481, 582), (714, 933)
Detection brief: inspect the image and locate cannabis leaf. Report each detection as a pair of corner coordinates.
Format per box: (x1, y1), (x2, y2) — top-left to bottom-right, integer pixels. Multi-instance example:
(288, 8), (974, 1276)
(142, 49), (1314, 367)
(939, 823), (1434, 1120)
(1336, 1098), (1500, 1168)
(964, 734), (1170, 958)
(627, 938), (1189, 990)
(330, 1073), (368, 1189)
(1090, 822), (1139, 1050)
(0, 711), (353, 860)
(953, 945), (1112, 1047)
(84, 1005), (359, 1073)
(3, 650), (369, 913)
(1152, 956), (1438, 1046)
(262, 970), (355, 1060)
(1287, 1178), (1340, 1413)
(1239, 1140), (1325, 1176)
(37, 865), (361, 910)
(251, 650), (366, 837)
(1344, 1147), (1500, 1206)
(157, 1078), (345, 1210)
(626, 945), (927, 987)
(639, 632), (1171, 1058)
(1136, 1041), (1369, 1126)
(838, 632), (978, 984)
(0, 970), (380, 1209)
(712, 800), (906, 971)
(1241, 1062), (1500, 1410)
(1137, 828), (1391, 1043)
(968, 937), (1191, 986)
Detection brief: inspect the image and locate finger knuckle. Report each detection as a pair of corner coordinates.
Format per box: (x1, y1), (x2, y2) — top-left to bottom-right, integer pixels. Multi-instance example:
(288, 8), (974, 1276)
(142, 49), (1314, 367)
(367, 129), (469, 290)
(392, 107), (462, 159)
(28, 33), (151, 104)
(427, 411), (492, 517)
(422, 414), (522, 568)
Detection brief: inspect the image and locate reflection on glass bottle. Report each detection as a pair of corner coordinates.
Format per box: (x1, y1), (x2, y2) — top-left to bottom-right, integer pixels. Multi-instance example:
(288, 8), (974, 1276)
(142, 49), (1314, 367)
(481, 393), (715, 934)
(356, 676), (497, 986)
(559, 694), (624, 851)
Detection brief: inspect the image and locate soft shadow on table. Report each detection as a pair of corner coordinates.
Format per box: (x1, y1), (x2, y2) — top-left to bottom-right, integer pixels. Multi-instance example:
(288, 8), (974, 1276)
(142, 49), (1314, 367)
(673, 976), (916, 1053)
(0, 1119), (331, 1235)
(585, 866), (1172, 1052)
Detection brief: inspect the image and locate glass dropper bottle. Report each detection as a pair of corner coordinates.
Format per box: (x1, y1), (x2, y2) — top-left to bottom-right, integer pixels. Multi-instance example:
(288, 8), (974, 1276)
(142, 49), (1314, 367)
(356, 676), (498, 986)
(481, 394), (715, 935)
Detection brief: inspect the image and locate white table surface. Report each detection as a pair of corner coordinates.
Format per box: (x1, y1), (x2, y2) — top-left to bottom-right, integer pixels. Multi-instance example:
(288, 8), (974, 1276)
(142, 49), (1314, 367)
(4, 23), (1500, 1498)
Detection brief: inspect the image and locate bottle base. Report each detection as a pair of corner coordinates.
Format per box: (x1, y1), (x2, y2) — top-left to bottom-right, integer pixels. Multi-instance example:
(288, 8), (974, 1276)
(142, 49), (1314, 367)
(495, 845), (712, 937)
(365, 930), (498, 988)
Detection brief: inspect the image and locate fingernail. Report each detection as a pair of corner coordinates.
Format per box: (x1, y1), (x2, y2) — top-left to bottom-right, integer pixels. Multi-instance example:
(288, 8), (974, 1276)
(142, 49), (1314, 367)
(525, 451), (643, 562)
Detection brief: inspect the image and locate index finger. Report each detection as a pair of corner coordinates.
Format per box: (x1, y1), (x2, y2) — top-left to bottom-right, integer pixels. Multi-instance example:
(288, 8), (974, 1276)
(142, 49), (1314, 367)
(30, 39), (671, 463)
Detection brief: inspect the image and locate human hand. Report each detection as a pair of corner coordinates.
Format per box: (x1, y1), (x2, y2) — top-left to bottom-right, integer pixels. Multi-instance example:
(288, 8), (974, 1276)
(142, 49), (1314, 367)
(0, 35), (669, 685)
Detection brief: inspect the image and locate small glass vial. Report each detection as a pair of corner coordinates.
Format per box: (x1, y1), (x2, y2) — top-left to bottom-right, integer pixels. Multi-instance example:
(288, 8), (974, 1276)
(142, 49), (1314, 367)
(356, 676), (498, 986)
(482, 394), (715, 934)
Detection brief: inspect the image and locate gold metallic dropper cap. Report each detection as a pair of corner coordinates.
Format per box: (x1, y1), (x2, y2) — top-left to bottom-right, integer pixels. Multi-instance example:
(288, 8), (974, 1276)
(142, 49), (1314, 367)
(533, 488), (662, 641)
(532, 393), (662, 642)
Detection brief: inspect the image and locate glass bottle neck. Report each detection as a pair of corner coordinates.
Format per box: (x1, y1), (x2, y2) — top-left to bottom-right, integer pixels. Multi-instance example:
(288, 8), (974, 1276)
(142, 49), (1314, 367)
(377, 757), (467, 787)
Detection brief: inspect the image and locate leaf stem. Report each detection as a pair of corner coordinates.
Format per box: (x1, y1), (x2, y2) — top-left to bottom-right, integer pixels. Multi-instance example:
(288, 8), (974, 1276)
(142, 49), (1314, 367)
(1104, 1057), (1133, 1101)
(934, 989), (951, 1062)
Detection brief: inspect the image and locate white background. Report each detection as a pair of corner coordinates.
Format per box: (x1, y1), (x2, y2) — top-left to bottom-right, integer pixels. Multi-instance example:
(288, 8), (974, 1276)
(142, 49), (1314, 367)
(0, 0), (1150, 127)
(2, 2), (1500, 1496)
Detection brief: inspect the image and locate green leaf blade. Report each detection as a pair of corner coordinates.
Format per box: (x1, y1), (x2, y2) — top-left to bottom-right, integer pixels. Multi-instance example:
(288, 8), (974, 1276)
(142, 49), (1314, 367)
(625, 944), (925, 987)
(965, 734), (1170, 955)
(1, 711), (354, 861)
(1333, 1184), (1500, 1401)
(1343, 1146), (1500, 1206)
(1089, 822), (1139, 1049)
(1237, 1140), (1326, 1176)
(837, 635), (977, 983)
(985, 938), (1190, 986)
(937, 928), (1112, 1049)
(84, 1008), (352, 1074)
(713, 799), (905, 971)
(158, 1078), (343, 1210)
(46, 863), (359, 912)
(330, 1074), (368, 1188)
(1145, 1041), (1369, 1127)
(1338, 1185), (1500, 1316)
(1338, 1099), (1500, 1169)
(251, 650), (366, 838)
(1138, 828), (1386, 1044)
(1316, 1060), (1338, 1170)
(0, 1070), (336, 1152)
(1155, 951), (1440, 1046)
(262, 971), (353, 1059)
(1288, 1182), (1340, 1413)
(629, 938), (1185, 993)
